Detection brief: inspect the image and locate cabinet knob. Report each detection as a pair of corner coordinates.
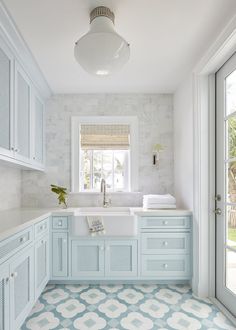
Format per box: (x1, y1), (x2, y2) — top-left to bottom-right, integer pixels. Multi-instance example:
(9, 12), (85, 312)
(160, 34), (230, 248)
(15, 148), (19, 152)
(163, 263), (168, 269)
(20, 237), (26, 243)
(163, 221), (168, 225)
(11, 272), (18, 279)
(163, 241), (168, 246)
(58, 221), (62, 226)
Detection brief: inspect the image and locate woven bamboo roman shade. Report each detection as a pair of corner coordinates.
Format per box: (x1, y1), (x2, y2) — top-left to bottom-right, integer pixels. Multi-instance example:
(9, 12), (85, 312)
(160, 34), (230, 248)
(80, 124), (130, 150)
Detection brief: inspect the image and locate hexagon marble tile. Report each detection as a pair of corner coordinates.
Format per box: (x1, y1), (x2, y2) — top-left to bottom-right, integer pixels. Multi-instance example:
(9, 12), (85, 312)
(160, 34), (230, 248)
(21, 284), (235, 330)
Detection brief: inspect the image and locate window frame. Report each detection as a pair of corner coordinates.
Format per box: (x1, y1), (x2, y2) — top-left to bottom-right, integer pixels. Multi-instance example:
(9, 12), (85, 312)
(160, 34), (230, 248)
(71, 116), (139, 193)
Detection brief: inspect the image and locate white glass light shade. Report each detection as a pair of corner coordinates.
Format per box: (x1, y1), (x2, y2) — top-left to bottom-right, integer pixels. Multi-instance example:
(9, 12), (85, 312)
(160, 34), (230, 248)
(74, 15), (130, 76)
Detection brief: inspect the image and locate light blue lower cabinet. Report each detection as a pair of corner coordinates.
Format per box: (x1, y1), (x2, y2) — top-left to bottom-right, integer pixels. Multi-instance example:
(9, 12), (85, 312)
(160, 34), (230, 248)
(0, 262), (10, 330)
(71, 240), (105, 277)
(105, 240), (137, 277)
(141, 254), (191, 278)
(9, 245), (34, 330)
(52, 232), (68, 277)
(35, 235), (49, 300)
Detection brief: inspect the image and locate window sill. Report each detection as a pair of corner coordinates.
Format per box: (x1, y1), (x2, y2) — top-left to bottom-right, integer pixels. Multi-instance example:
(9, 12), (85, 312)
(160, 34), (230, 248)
(69, 191), (141, 195)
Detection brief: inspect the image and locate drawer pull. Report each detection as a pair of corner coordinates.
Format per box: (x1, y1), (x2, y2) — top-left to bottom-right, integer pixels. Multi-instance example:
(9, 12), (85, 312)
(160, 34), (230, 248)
(58, 221), (62, 226)
(163, 264), (168, 269)
(163, 220), (168, 225)
(20, 237), (26, 243)
(163, 241), (168, 246)
(11, 272), (18, 279)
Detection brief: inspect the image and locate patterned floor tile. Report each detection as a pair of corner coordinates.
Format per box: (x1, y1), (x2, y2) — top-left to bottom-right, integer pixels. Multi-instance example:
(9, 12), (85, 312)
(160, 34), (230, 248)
(21, 284), (236, 330)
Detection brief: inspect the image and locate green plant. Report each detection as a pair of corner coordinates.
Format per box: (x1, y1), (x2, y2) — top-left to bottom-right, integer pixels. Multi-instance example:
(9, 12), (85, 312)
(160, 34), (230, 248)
(50, 184), (68, 208)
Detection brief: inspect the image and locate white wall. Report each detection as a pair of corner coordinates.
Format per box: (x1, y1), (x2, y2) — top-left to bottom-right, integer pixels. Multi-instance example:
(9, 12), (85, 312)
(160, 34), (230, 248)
(174, 75), (193, 210)
(0, 164), (21, 210)
(21, 94), (174, 208)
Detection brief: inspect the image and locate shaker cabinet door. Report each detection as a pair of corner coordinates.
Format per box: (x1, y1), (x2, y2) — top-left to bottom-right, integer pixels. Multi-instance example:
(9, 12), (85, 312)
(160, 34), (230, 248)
(52, 233), (68, 277)
(15, 62), (31, 163)
(0, 263), (10, 330)
(9, 246), (34, 330)
(0, 38), (14, 158)
(32, 91), (44, 166)
(35, 235), (49, 299)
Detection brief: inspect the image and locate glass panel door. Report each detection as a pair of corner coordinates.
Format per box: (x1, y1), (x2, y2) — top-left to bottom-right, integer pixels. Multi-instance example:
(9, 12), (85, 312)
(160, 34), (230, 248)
(216, 53), (236, 316)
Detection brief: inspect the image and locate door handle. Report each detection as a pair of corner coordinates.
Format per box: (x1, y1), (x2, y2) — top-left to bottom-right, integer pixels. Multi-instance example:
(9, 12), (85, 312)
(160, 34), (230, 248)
(213, 208), (222, 215)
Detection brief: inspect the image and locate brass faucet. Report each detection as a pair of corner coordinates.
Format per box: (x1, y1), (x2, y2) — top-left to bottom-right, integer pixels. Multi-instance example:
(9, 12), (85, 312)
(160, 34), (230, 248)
(100, 179), (111, 207)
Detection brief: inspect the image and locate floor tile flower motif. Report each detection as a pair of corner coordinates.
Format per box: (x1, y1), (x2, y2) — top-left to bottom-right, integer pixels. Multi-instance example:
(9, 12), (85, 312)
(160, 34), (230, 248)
(140, 298), (169, 318)
(80, 288), (106, 304)
(21, 284), (236, 330)
(118, 288), (144, 304)
(167, 311), (201, 330)
(181, 299), (212, 318)
(56, 299), (86, 318)
(73, 312), (106, 330)
(156, 288), (182, 304)
(98, 299), (127, 318)
(213, 312), (236, 330)
(42, 288), (69, 304)
(100, 284), (123, 293)
(65, 284), (89, 293)
(25, 312), (59, 330)
(121, 312), (153, 330)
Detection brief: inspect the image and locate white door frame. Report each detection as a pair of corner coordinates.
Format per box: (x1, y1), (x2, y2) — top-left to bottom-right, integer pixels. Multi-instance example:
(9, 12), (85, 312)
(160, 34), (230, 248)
(193, 14), (236, 319)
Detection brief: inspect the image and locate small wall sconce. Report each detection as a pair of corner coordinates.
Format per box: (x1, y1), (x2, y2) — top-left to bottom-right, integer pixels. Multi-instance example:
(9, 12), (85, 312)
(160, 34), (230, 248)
(152, 143), (164, 168)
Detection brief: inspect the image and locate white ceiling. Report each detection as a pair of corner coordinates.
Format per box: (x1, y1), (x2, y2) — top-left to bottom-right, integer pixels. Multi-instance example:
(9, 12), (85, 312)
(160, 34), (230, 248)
(3, 0), (236, 93)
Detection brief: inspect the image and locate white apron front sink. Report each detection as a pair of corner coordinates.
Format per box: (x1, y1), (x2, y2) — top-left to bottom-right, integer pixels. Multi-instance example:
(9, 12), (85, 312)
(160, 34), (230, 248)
(71, 207), (137, 236)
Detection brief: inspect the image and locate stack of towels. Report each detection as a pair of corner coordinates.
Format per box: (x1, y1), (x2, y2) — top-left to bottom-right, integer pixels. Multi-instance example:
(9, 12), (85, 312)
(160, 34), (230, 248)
(143, 194), (176, 209)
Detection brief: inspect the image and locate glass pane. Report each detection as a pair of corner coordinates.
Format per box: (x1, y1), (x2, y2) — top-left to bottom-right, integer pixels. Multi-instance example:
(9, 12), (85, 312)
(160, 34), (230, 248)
(0, 47), (10, 150)
(102, 151), (112, 171)
(227, 206), (236, 248)
(17, 72), (30, 158)
(81, 150), (91, 190)
(227, 116), (236, 159)
(93, 172), (102, 190)
(226, 69), (236, 115)
(226, 249), (236, 295)
(227, 161), (236, 202)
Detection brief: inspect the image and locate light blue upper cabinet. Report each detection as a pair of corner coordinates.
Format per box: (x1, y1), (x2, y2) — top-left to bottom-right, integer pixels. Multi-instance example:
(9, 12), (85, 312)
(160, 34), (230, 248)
(0, 263), (10, 330)
(9, 246), (34, 330)
(71, 240), (105, 277)
(0, 38), (14, 159)
(15, 62), (31, 163)
(105, 240), (137, 277)
(32, 90), (44, 166)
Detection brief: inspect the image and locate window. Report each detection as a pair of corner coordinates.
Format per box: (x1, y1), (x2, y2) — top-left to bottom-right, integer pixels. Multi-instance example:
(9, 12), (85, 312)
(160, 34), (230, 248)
(71, 116), (138, 193)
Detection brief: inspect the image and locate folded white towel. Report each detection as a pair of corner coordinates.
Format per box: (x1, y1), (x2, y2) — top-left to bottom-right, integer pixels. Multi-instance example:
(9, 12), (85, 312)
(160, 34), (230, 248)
(143, 203), (176, 209)
(87, 216), (106, 236)
(143, 194), (176, 205)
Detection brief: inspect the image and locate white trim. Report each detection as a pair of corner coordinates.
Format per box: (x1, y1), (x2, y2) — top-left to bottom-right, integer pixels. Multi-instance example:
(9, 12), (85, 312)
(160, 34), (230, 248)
(71, 116), (139, 193)
(0, 1), (51, 98)
(210, 297), (236, 327)
(193, 14), (236, 298)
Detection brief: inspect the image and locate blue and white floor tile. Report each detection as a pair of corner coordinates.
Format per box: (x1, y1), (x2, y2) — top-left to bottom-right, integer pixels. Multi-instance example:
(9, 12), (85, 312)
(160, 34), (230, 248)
(21, 284), (236, 330)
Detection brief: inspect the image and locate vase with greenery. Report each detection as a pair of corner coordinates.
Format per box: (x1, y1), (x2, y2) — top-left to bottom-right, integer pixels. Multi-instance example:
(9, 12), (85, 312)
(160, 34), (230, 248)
(51, 184), (68, 208)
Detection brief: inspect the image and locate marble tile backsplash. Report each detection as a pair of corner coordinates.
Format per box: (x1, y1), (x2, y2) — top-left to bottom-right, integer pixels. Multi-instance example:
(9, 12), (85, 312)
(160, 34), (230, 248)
(0, 164), (21, 210)
(21, 94), (174, 208)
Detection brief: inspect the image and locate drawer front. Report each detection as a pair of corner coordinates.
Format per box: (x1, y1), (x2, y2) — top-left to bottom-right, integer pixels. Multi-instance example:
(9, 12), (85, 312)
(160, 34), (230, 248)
(141, 233), (190, 254)
(0, 227), (33, 263)
(35, 218), (49, 239)
(141, 255), (191, 277)
(52, 216), (68, 230)
(140, 216), (190, 229)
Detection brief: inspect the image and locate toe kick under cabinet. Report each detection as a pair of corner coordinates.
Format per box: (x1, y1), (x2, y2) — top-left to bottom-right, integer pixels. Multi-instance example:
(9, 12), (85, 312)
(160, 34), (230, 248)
(140, 216), (192, 279)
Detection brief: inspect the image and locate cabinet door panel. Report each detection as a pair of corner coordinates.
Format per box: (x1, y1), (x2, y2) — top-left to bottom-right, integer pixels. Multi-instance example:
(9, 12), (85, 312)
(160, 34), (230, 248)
(0, 263), (10, 330)
(35, 235), (49, 299)
(15, 63), (31, 161)
(52, 233), (68, 277)
(10, 246), (34, 330)
(0, 39), (14, 157)
(33, 93), (44, 165)
(105, 240), (137, 277)
(71, 240), (104, 277)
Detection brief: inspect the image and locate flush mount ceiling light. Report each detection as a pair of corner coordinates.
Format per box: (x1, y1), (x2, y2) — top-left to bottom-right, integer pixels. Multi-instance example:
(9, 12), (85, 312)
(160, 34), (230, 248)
(74, 6), (130, 76)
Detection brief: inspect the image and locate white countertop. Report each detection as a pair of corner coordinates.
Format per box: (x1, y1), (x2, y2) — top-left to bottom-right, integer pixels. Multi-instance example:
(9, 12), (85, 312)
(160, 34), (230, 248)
(0, 207), (192, 241)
